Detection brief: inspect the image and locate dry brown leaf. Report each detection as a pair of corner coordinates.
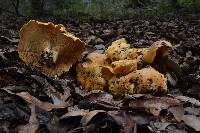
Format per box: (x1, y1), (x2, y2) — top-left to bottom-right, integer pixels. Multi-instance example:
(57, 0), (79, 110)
(129, 96), (180, 116)
(18, 20), (85, 76)
(169, 106), (200, 131)
(16, 92), (70, 111)
(18, 104), (39, 133)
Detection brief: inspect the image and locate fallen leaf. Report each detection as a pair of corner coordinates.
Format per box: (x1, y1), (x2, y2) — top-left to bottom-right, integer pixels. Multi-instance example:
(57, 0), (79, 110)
(129, 95), (180, 116)
(18, 104), (39, 133)
(81, 110), (106, 126)
(16, 92), (70, 111)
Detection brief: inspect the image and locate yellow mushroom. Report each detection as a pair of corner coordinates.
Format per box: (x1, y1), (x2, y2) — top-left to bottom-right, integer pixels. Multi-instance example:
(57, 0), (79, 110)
(108, 67), (167, 96)
(142, 40), (172, 63)
(18, 20), (85, 76)
(86, 52), (110, 65)
(76, 62), (106, 91)
(108, 74), (135, 97)
(104, 38), (137, 61)
(111, 59), (137, 75)
(132, 67), (167, 93)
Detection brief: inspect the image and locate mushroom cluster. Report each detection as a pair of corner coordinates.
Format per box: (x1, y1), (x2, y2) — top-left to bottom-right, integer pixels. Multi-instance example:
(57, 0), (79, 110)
(77, 38), (172, 97)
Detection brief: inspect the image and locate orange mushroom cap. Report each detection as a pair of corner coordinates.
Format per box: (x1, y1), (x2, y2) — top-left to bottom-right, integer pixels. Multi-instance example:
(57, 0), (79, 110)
(18, 20), (85, 76)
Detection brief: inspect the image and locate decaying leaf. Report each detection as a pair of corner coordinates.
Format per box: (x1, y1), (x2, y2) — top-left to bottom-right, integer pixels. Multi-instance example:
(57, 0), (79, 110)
(81, 110), (106, 126)
(16, 92), (70, 111)
(142, 40), (172, 63)
(60, 109), (89, 120)
(18, 104), (39, 133)
(169, 106), (200, 131)
(18, 20), (85, 76)
(108, 111), (136, 133)
(129, 95), (180, 116)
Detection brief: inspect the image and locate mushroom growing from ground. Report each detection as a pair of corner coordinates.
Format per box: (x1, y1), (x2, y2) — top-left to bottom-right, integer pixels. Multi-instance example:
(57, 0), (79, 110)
(105, 38), (137, 61)
(142, 40), (172, 63)
(76, 62), (106, 91)
(108, 67), (167, 96)
(77, 38), (170, 97)
(111, 59), (137, 75)
(18, 20), (85, 76)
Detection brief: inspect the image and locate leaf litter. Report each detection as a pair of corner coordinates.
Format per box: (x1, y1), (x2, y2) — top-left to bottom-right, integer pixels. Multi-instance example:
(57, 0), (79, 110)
(0, 16), (200, 133)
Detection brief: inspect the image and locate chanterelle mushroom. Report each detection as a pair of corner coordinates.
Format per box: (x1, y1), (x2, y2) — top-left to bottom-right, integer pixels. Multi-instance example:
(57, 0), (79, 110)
(18, 20), (85, 76)
(111, 59), (137, 75)
(105, 38), (137, 61)
(142, 40), (172, 63)
(77, 38), (170, 97)
(132, 67), (167, 93)
(108, 67), (167, 96)
(76, 62), (106, 91)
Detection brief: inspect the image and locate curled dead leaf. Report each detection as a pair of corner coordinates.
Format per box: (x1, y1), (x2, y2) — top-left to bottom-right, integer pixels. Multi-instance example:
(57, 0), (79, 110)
(129, 95), (180, 116)
(18, 104), (39, 133)
(81, 110), (106, 126)
(18, 20), (85, 76)
(16, 92), (70, 111)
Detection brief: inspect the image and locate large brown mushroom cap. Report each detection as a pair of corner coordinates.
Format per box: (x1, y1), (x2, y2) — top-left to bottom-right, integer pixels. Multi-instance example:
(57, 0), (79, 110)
(18, 20), (85, 76)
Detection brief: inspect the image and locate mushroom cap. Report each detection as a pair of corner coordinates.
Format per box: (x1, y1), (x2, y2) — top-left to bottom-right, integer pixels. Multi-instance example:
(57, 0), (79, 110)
(142, 40), (172, 63)
(105, 38), (137, 61)
(108, 75), (135, 97)
(18, 20), (85, 76)
(133, 67), (167, 93)
(108, 67), (167, 96)
(86, 52), (109, 65)
(76, 62), (106, 91)
(111, 59), (137, 75)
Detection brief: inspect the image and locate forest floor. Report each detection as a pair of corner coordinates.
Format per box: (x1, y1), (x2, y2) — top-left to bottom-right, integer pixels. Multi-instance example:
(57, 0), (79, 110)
(0, 13), (200, 132)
